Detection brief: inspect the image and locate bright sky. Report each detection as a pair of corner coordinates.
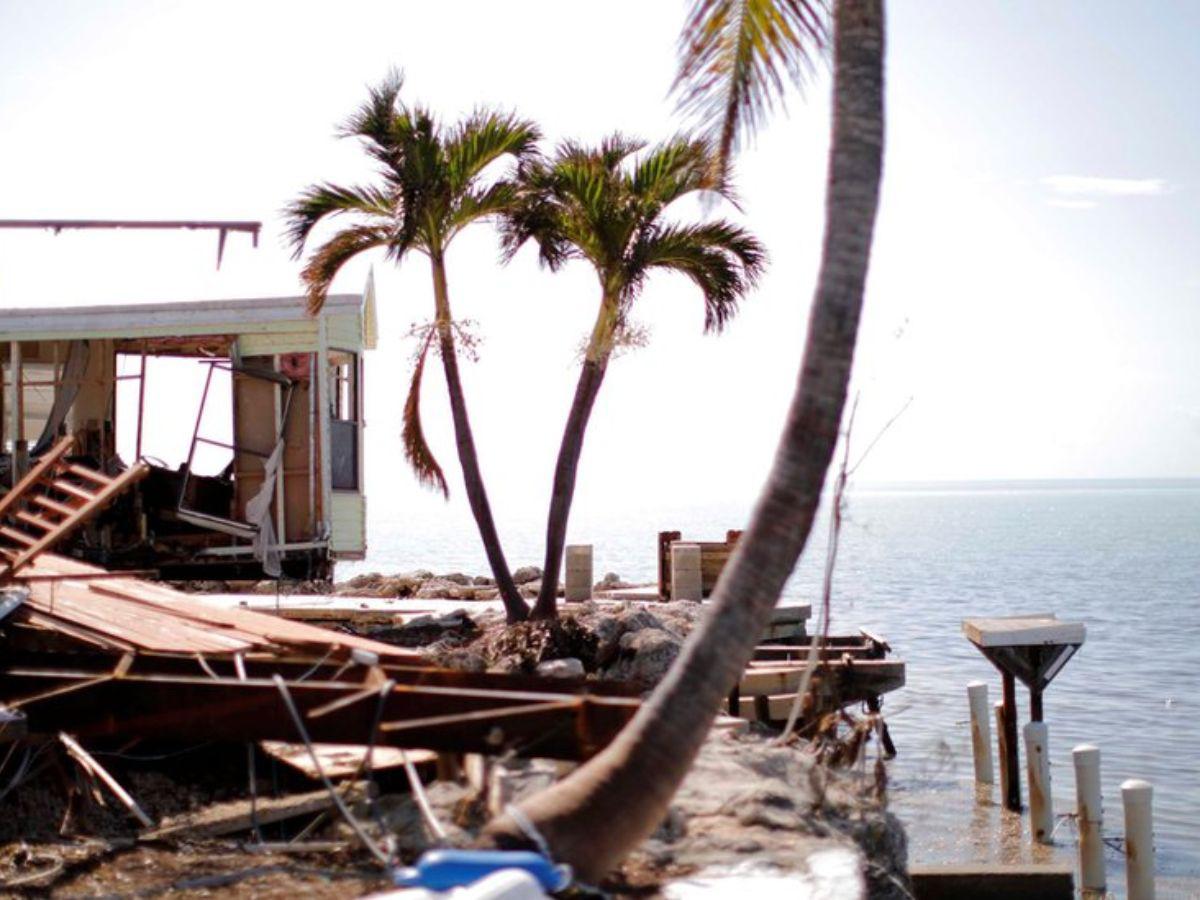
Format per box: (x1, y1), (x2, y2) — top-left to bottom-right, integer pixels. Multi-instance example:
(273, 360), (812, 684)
(2, 1), (1197, 530)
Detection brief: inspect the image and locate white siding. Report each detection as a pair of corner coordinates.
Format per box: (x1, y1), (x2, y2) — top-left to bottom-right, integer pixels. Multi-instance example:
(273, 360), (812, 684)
(325, 312), (362, 350)
(329, 491), (366, 558)
(237, 324), (319, 356)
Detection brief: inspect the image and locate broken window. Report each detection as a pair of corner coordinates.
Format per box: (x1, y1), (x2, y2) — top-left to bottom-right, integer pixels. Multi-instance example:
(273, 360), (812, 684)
(329, 351), (359, 491)
(115, 354), (233, 476)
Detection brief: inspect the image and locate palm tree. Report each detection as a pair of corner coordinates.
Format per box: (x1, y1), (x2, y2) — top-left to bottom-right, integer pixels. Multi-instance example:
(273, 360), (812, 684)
(483, 0), (886, 880)
(502, 136), (765, 620)
(286, 73), (537, 624)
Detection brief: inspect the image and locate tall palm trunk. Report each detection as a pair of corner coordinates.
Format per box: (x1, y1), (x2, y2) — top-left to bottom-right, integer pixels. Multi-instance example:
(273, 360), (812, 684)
(483, 0), (884, 878)
(532, 294), (617, 619)
(431, 254), (528, 622)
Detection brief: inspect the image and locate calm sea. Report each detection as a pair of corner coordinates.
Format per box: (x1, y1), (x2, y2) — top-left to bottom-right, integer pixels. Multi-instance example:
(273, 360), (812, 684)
(343, 480), (1200, 893)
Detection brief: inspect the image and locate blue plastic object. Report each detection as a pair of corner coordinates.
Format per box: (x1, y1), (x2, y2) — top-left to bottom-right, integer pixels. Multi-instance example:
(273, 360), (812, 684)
(392, 849), (572, 892)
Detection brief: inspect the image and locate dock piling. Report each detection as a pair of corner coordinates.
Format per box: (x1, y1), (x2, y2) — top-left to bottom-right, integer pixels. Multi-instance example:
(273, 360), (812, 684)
(1072, 744), (1105, 894)
(967, 681), (994, 785)
(1023, 721), (1053, 843)
(1122, 778), (1155, 900)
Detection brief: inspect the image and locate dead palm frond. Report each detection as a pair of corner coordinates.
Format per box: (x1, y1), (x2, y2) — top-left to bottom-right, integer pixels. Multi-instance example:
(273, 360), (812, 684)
(673, 0), (829, 177)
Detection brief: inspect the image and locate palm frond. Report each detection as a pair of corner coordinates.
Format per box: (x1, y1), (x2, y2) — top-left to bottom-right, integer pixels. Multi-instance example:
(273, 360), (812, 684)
(628, 136), (736, 212)
(673, 0), (828, 175)
(300, 224), (391, 314)
(448, 181), (519, 241)
(339, 69), (406, 164)
(402, 332), (449, 498)
(445, 110), (541, 194)
(632, 220), (766, 331)
(283, 182), (395, 258)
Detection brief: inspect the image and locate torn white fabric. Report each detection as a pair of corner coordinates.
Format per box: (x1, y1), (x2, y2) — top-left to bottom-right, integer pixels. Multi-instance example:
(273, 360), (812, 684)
(245, 439), (284, 577)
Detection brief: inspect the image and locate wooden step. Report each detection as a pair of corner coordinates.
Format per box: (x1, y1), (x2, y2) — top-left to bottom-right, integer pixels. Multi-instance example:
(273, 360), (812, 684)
(50, 479), (96, 502)
(15, 510), (58, 532)
(1, 462), (150, 579)
(0, 436), (76, 522)
(0, 526), (37, 547)
(66, 464), (113, 486)
(32, 494), (80, 518)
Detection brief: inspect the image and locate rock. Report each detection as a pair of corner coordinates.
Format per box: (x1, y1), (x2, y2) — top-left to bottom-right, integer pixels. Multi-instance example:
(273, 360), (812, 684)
(370, 610), (478, 648)
(603, 627), (683, 689)
(628, 730), (908, 899)
(472, 575), (495, 586)
(334, 572), (423, 598)
(535, 658), (585, 679)
(415, 578), (477, 600)
(441, 572), (471, 586)
(431, 649), (487, 672)
(512, 566), (542, 585)
(595, 572), (634, 590)
(617, 607), (666, 635)
(588, 614), (623, 666)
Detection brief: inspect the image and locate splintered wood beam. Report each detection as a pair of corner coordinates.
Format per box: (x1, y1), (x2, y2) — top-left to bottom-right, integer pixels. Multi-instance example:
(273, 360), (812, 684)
(2, 669), (640, 761)
(141, 783), (368, 841)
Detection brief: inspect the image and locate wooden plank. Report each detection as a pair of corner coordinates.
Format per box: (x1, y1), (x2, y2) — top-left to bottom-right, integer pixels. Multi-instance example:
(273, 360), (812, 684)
(141, 783), (368, 841)
(15, 510), (58, 532)
(0, 526), (36, 546)
(21, 553), (424, 663)
(31, 494), (78, 517)
(49, 479), (94, 502)
(739, 660), (906, 695)
(65, 464), (112, 485)
(259, 741), (436, 780)
(909, 864), (1073, 900)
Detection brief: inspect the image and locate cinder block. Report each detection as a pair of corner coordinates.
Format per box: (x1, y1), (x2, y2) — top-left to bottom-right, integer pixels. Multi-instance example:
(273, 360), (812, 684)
(564, 544), (593, 602)
(670, 542), (702, 602)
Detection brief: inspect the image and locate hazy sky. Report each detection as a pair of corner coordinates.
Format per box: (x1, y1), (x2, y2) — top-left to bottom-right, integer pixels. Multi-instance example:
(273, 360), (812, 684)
(2, 1), (1197, 532)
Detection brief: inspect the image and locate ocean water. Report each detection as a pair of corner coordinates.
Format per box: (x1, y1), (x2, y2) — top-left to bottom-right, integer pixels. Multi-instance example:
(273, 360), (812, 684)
(343, 480), (1200, 892)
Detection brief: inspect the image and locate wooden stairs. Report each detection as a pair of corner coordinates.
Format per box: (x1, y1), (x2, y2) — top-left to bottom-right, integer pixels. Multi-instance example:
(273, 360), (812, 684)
(0, 437), (149, 581)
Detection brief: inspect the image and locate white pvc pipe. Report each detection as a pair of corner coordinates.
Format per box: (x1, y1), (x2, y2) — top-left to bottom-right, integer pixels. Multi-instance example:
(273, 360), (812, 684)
(994, 700), (1010, 805)
(967, 681), (994, 785)
(1073, 743), (1105, 893)
(1023, 721), (1053, 844)
(1122, 778), (1155, 900)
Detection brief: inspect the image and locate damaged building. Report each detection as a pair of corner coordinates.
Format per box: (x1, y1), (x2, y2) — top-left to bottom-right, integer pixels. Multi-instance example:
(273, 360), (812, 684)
(0, 283), (377, 580)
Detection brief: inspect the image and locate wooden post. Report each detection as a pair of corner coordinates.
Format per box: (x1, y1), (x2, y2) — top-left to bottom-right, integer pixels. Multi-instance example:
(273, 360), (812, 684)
(1001, 671), (1021, 811)
(1122, 779), (1155, 900)
(967, 681), (994, 785)
(8, 341), (26, 486)
(669, 542), (702, 602)
(564, 544), (593, 602)
(1023, 722), (1053, 843)
(1073, 744), (1105, 894)
(994, 702), (1009, 807)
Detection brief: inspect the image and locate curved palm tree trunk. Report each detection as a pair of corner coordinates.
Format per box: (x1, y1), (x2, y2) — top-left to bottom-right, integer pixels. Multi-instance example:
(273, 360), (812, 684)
(532, 325), (611, 619)
(431, 254), (528, 623)
(483, 0), (884, 878)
